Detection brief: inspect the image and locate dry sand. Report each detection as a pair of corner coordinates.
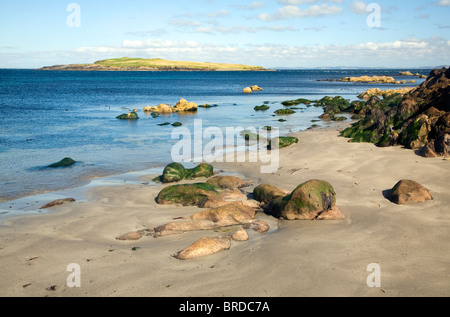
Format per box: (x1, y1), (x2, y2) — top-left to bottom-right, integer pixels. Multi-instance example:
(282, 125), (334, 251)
(0, 123), (449, 297)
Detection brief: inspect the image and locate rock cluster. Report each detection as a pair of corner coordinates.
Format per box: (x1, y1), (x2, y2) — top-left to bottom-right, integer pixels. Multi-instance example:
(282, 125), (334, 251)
(143, 98), (197, 114)
(340, 67), (450, 157)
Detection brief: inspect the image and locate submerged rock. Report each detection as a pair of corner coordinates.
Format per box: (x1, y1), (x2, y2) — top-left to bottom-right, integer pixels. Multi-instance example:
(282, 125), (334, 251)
(39, 198), (75, 209)
(47, 157), (77, 168)
(386, 179), (433, 205)
(116, 112), (139, 120)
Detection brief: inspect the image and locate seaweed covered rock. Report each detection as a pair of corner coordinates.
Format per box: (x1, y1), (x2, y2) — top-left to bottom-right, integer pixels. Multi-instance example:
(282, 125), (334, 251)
(274, 108), (296, 115)
(117, 112), (139, 120)
(47, 157), (77, 168)
(267, 136), (298, 150)
(340, 67), (450, 156)
(386, 179), (433, 205)
(156, 183), (220, 206)
(281, 98), (311, 106)
(264, 180), (344, 220)
(158, 162), (214, 183)
(254, 105), (270, 111)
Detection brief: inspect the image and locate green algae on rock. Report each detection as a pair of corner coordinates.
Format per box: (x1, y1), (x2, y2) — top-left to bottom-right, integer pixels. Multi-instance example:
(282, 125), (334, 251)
(267, 136), (298, 150)
(47, 157), (77, 168)
(156, 162), (214, 183)
(116, 111), (139, 120)
(263, 180), (344, 220)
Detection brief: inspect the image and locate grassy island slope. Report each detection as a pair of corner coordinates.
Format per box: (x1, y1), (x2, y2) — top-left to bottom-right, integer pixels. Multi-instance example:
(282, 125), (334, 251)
(39, 57), (269, 71)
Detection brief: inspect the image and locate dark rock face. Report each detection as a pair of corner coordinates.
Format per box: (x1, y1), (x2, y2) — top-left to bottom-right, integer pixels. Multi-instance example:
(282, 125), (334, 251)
(340, 67), (450, 157)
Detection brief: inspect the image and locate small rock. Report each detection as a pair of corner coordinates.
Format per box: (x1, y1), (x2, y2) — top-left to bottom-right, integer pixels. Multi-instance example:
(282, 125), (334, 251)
(39, 198), (75, 209)
(231, 228), (249, 241)
(175, 236), (231, 260)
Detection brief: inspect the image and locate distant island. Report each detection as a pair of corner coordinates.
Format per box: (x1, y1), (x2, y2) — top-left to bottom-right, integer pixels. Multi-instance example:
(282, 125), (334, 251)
(38, 57), (270, 71)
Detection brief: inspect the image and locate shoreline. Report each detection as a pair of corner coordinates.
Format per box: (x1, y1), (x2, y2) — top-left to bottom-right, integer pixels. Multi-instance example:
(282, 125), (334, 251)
(1, 122), (448, 297)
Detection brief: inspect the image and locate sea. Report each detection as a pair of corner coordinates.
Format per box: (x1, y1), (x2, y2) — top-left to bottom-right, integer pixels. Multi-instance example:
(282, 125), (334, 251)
(0, 68), (430, 217)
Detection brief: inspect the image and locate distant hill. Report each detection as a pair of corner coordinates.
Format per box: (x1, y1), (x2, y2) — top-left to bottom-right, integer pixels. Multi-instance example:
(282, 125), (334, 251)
(39, 57), (269, 71)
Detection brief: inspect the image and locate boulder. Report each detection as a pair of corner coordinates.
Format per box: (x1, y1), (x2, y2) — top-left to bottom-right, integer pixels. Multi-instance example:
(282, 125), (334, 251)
(253, 184), (289, 204)
(159, 162), (214, 183)
(243, 87), (252, 94)
(189, 202), (255, 226)
(231, 228), (249, 241)
(251, 85), (263, 91)
(174, 236), (231, 260)
(265, 180), (344, 220)
(386, 179), (433, 205)
(156, 183), (219, 207)
(174, 98), (198, 112)
(249, 220), (270, 233)
(206, 176), (252, 189)
(47, 157), (77, 168)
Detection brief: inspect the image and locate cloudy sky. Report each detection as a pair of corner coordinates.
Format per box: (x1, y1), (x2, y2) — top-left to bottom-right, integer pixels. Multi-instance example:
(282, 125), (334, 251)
(1, 0), (449, 68)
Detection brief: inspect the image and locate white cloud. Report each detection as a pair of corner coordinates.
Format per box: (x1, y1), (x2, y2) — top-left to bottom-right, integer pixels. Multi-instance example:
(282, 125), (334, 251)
(71, 37), (450, 68)
(350, 1), (368, 14)
(232, 1), (266, 10)
(259, 3), (343, 21)
(437, 0), (450, 6)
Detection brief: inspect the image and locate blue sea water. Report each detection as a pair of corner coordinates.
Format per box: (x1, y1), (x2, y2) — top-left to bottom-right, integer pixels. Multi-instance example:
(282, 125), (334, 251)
(0, 68), (430, 203)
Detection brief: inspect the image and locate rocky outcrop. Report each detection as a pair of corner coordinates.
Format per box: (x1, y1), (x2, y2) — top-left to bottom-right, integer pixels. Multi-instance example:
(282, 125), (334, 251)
(341, 76), (396, 84)
(358, 87), (415, 101)
(399, 71), (414, 76)
(386, 179), (433, 205)
(243, 87), (252, 93)
(341, 67), (450, 157)
(143, 98), (197, 113)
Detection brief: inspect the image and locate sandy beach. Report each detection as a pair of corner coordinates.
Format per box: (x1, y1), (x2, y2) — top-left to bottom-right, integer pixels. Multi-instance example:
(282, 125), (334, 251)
(0, 122), (449, 297)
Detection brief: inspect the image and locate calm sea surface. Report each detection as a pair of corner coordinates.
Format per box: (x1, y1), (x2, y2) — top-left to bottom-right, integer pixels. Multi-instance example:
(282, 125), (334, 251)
(0, 69), (429, 204)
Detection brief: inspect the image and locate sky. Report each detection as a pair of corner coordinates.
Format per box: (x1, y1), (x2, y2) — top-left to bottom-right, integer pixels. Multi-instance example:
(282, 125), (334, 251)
(0, 0), (449, 68)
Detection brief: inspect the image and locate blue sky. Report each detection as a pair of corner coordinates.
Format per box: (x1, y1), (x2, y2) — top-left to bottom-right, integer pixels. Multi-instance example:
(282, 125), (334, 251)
(0, 0), (449, 68)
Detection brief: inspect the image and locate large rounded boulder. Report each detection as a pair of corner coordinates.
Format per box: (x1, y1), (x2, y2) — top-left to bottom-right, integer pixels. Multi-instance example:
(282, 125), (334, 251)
(265, 180), (344, 220)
